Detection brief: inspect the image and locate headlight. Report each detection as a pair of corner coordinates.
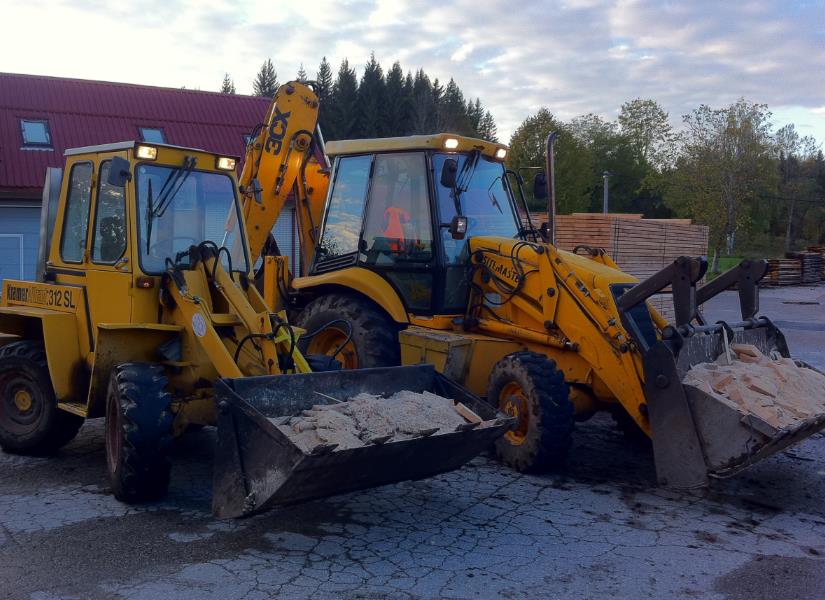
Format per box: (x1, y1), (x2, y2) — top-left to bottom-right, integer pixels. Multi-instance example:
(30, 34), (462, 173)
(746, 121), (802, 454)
(443, 138), (459, 149)
(495, 148), (507, 160)
(136, 145), (157, 160)
(216, 156), (237, 171)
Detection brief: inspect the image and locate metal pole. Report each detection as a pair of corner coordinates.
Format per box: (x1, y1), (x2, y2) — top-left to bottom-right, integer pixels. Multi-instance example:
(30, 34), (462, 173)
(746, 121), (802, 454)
(545, 132), (558, 246)
(602, 171), (610, 214)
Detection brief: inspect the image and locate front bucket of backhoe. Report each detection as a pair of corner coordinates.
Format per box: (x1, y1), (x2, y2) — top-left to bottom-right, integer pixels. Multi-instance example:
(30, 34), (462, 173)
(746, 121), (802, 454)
(643, 322), (825, 489)
(212, 365), (513, 518)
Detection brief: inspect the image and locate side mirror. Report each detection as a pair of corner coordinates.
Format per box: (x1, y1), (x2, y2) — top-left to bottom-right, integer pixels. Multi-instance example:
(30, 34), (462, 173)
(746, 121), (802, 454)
(440, 158), (458, 188)
(107, 156), (132, 188)
(449, 215), (468, 240)
(533, 172), (547, 200)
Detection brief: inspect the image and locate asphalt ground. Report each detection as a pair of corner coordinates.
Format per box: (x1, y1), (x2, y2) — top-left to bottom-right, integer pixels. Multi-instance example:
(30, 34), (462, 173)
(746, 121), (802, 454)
(1, 284), (823, 599)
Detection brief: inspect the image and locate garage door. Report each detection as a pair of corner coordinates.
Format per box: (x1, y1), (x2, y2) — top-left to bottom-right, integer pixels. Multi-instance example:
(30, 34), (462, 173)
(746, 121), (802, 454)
(0, 206), (41, 284)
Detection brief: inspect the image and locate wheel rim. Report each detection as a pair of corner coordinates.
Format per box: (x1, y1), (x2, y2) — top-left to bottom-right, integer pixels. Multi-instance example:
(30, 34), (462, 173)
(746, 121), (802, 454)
(499, 382), (530, 445)
(105, 390), (123, 475)
(0, 373), (44, 435)
(306, 327), (358, 370)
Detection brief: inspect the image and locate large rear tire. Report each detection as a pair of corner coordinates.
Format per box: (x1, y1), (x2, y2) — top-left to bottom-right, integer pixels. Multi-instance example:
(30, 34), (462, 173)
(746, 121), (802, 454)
(487, 352), (574, 473)
(0, 341), (83, 455)
(105, 363), (174, 502)
(296, 293), (400, 369)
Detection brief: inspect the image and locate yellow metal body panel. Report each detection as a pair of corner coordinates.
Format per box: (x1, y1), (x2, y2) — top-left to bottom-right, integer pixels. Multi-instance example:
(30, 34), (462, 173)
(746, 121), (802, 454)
(88, 324), (184, 418)
(0, 302), (82, 402)
(292, 267), (410, 324)
(325, 133), (508, 161)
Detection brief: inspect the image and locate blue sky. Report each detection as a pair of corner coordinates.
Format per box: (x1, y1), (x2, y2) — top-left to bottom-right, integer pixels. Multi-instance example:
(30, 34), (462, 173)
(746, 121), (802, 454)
(1, 0), (823, 144)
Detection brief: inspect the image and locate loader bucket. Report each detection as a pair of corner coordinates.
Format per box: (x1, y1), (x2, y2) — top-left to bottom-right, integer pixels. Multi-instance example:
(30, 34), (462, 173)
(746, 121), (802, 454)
(212, 365), (513, 518)
(643, 321), (825, 489)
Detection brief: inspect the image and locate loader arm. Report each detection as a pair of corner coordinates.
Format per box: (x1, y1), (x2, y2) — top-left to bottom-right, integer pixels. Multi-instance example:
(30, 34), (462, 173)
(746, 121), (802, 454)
(161, 243), (310, 379)
(238, 81), (330, 270)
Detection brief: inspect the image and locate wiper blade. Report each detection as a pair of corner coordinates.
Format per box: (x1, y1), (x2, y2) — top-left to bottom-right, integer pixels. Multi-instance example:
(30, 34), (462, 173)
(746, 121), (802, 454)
(145, 178), (154, 254)
(153, 156), (197, 218)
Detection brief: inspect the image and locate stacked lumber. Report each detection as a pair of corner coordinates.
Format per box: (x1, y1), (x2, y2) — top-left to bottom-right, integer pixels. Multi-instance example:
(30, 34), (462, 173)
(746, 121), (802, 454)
(763, 259), (802, 286)
(528, 213), (710, 322)
(805, 246), (825, 280)
(785, 251), (822, 284)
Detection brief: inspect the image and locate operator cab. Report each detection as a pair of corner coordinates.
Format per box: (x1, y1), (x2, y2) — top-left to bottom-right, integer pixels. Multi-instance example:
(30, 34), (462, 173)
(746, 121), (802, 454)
(314, 134), (525, 314)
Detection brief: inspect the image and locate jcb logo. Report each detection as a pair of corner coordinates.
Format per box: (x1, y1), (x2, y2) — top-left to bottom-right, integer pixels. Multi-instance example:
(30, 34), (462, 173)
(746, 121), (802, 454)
(264, 107), (291, 155)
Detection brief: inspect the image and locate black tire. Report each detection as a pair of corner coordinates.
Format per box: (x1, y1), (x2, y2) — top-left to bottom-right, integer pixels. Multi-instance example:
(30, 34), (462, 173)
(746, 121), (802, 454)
(105, 363), (174, 502)
(0, 341), (84, 455)
(487, 351), (574, 473)
(296, 293), (400, 369)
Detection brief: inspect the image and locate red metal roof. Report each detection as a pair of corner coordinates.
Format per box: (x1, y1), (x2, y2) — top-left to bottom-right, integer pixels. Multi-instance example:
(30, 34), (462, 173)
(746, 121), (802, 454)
(0, 72), (271, 196)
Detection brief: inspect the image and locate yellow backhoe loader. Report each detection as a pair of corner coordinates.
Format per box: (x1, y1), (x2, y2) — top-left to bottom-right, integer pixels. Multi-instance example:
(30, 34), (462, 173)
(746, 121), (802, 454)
(241, 82), (825, 490)
(0, 138), (512, 517)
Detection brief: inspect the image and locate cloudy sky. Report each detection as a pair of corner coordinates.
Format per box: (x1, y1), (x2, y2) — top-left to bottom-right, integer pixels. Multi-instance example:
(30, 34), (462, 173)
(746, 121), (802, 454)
(1, 0), (824, 143)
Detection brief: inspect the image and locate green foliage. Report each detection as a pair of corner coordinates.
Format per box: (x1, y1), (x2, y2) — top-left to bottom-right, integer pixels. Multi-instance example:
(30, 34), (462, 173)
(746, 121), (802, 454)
(508, 96), (824, 260)
(252, 59), (278, 97)
(314, 54), (498, 142)
(219, 73), (235, 94)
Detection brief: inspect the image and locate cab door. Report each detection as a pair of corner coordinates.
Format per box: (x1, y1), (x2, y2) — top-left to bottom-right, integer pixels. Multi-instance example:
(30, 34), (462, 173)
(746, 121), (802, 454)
(83, 155), (133, 332)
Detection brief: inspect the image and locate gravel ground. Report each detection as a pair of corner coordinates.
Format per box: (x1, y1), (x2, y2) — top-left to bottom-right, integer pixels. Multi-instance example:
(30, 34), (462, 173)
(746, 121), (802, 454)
(1, 285), (823, 600)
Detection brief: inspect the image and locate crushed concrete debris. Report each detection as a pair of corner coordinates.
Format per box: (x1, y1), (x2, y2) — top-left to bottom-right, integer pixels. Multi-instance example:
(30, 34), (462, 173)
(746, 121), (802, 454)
(683, 343), (825, 430)
(272, 390), (470, 453)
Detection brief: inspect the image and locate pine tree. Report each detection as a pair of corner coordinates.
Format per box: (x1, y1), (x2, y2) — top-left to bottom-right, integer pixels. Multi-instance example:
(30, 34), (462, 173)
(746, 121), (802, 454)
(411, 70), (434, 134)
(402, 71), (415, 136)
(467, 98), (483, 134)
(384, 62), (406, 136)
(315, 57), (334, 136)
(440, 79), (470, 134)
(296, 63), (308, 82)
(479, 110), (498, 142)
(252, 59), (279, 97)
(220, 73), (236, 94)
(357, 53), (386, 138)
(431, 78), (444, 130)
(329, 59), (359, 140)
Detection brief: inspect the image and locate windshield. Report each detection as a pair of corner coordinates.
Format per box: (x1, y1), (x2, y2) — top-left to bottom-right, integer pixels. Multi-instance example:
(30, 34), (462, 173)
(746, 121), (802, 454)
(433, 153), (520, 264)
(136, 163), (248, 274)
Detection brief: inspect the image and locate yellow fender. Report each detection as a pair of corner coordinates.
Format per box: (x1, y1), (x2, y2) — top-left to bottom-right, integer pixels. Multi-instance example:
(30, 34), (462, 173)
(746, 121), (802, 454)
(0, 306), (81, 403)
(86, 323), (184, 418)
(292, 268), (409, 324)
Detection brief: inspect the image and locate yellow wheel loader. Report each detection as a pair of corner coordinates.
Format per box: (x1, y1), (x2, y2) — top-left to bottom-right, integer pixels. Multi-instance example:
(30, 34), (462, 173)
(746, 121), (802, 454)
(240, 83), (825, 489)
(0, 140), (513, 517)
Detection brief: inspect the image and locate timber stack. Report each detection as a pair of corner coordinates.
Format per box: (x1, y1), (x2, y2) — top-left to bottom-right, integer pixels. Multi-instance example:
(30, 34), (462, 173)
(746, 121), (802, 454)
(785, 251), (823, 284)
(526, 213), (709, 321)
(806, 246), (825, 280)
(764, 259), (803, 286)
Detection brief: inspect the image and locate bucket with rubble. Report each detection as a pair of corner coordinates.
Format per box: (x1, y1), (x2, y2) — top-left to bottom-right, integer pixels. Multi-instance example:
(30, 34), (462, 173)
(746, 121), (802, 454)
(643, 320), (825, 489)
(211, 364), (514, 518)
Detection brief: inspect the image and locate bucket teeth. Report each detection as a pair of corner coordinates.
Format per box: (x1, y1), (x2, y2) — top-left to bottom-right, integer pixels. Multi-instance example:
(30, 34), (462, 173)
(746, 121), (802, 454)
(367, 434), (393, 445)
(456, 422), (480, 432)
(415, 427), (440, 438)
(309, 443), (338, 456)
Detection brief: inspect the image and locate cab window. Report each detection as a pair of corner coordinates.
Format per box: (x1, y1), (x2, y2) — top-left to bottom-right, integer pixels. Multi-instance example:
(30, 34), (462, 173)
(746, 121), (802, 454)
(91, 161), (127, 264)
(361, 153), (432, 266)
(317, 155), (372, 260)
(60, 162), (93, 263)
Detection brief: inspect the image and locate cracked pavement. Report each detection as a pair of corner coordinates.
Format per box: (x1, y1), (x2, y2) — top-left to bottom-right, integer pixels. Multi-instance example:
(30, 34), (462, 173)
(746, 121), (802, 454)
(1, 286), (824, 599)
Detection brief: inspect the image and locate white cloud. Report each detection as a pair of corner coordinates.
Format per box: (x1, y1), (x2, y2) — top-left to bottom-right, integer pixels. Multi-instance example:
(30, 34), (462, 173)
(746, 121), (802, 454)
(0, 0), (822, 142)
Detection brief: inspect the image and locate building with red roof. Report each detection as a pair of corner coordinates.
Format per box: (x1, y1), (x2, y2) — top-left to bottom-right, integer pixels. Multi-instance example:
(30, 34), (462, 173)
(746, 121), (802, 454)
(0, 72), (295, 283)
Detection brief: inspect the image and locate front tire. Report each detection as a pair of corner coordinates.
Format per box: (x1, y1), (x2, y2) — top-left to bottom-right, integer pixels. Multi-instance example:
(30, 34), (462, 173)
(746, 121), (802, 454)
(0, 341), (83, 455)
(105, 363), (174, 502)
(487, 352), (574, 473)
(297, 293), (400, 369)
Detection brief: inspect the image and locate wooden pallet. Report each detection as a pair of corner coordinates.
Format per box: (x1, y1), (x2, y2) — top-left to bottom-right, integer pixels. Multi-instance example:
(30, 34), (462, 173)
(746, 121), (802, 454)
(806, 246), (825, 280)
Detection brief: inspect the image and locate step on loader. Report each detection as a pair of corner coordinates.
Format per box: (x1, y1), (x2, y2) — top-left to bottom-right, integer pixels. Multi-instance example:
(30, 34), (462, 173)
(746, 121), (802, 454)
(0, 141), (512, 516)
